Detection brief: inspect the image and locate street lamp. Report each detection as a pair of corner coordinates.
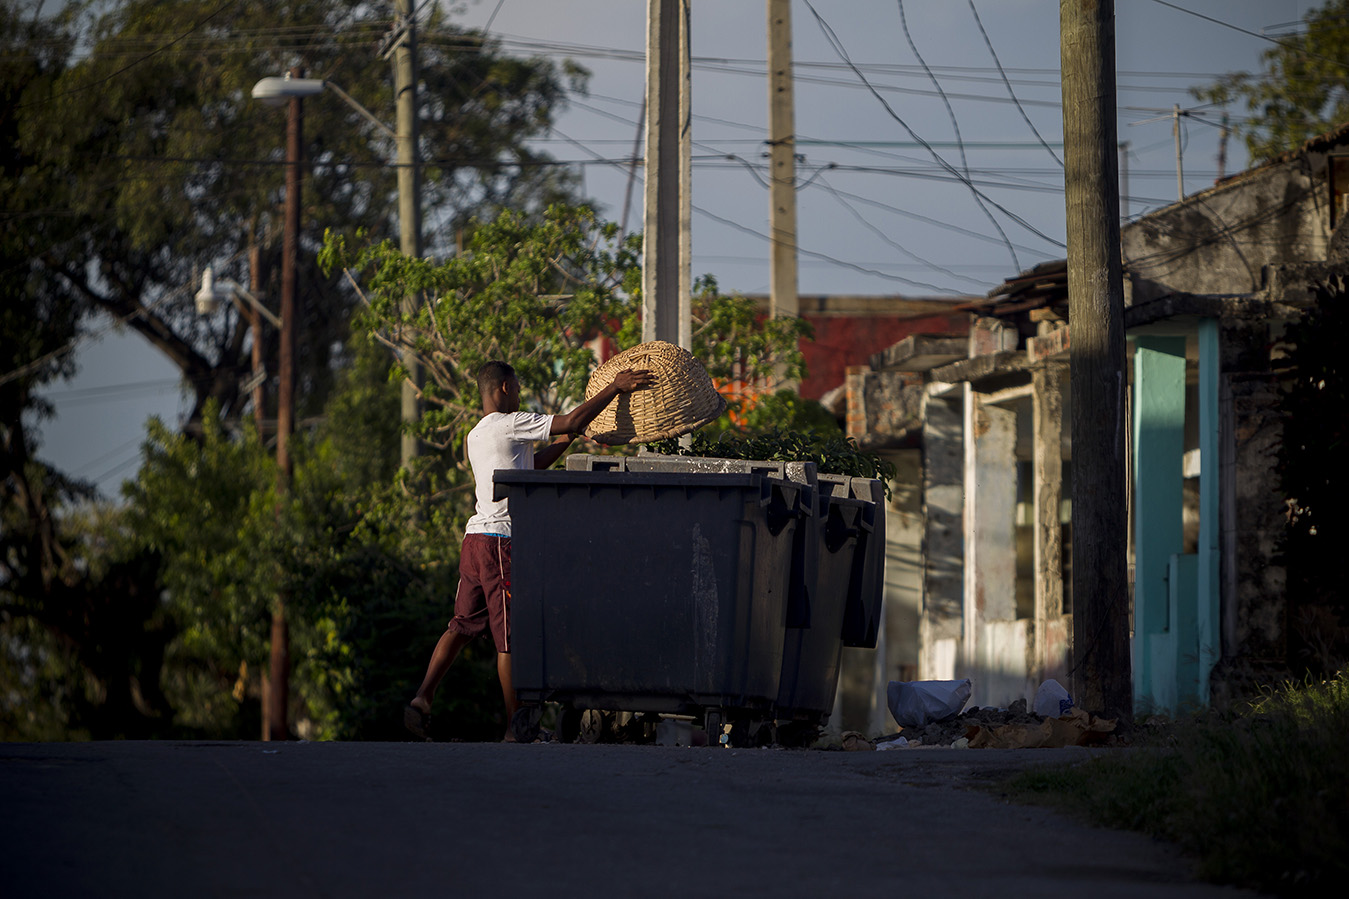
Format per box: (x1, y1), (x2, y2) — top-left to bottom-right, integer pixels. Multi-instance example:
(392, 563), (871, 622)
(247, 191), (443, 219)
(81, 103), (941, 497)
(251, 76), (395, 139)
(251, 71), (423, 470)
(195, 265), (281, 328)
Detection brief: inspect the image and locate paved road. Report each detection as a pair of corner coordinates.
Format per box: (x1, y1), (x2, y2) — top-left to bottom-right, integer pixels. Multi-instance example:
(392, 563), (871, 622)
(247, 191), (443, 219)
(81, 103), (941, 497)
(1, 741), (1260, 898)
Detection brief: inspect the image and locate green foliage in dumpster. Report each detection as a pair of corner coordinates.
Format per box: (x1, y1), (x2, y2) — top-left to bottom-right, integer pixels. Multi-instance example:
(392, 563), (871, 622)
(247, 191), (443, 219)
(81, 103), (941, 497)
(648, 429), (896, 488)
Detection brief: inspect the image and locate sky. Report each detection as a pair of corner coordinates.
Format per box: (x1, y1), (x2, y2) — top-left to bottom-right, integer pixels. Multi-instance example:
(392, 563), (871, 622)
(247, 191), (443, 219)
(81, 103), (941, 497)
(32, 0), (1311, 497)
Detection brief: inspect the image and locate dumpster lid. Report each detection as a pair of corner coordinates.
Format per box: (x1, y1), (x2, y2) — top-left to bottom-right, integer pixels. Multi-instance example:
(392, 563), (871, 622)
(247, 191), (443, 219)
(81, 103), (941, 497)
(493, 468), (805, 502)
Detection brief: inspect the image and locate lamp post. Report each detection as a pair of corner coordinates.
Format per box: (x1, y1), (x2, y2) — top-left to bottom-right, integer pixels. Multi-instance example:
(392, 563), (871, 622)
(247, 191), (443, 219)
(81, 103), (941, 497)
(197, 67), (309, 741)
(195, 250), (290, 743)
(251, 70), (422, 470)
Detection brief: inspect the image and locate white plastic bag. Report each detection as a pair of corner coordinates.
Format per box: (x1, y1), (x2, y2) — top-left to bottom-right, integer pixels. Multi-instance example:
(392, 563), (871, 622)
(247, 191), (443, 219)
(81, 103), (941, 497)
(886, 679), (972, 727)
(1032, 678), (1074, 718)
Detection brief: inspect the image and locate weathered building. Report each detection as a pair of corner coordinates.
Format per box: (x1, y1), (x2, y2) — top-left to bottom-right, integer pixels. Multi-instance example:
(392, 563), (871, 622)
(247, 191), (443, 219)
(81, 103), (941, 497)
(836, 123), (1349, 720)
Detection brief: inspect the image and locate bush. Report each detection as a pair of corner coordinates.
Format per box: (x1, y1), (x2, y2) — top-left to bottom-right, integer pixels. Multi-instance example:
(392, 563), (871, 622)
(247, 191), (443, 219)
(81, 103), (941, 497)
(1006, 672), (1349, 893)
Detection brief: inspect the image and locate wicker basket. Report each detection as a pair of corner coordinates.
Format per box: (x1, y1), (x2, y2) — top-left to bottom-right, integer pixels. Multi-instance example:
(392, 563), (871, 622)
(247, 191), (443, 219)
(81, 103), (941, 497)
(583, 340), (728, 445)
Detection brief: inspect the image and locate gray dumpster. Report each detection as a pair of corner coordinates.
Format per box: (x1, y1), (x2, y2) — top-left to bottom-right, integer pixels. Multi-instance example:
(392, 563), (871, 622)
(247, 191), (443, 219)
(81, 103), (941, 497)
(567, 453), (820, 628)
(817, 474), (886, 648)
(562, 454), (886, 734)
(495, 469), (804, 738)
(775, 493), (865, 725)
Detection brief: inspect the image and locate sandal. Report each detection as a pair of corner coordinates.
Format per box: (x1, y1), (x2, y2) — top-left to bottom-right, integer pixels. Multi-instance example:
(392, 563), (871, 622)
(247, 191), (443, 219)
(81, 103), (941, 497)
(404, 704), (432, 741)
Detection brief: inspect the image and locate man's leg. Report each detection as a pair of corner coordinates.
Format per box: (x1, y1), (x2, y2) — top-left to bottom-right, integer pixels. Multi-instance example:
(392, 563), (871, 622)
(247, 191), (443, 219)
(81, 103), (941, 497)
(410, 627), (474, 714)
(497, 651), (519, 723)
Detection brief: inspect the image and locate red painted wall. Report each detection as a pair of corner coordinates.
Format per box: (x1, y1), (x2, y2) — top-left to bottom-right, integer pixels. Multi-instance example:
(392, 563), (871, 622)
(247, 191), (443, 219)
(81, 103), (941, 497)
(798, 311), (969, 400)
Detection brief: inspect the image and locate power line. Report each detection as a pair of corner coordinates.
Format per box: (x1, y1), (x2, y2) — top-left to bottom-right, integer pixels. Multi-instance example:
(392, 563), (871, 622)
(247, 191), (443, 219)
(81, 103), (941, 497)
(968, 0), (1062, 168)
(1147, 0), (1349, 71)
(17, 1), (234, 110)
(800, 179), (1054, 256)
(0, 251), (246, 390)
(896, 0), (1015, 269)
(801, 1), (1065, 251)
(814, 174), (992, 289)
(692, 204), (971, 295)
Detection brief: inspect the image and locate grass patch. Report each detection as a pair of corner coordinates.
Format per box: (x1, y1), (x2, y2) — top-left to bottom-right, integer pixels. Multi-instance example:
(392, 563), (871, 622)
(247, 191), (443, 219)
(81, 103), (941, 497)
(1004, 672), (1349, 894)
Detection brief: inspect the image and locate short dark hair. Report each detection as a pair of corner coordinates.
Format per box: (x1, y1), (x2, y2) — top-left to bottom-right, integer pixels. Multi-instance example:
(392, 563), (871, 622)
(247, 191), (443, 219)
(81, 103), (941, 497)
(476, 360), (515, 397)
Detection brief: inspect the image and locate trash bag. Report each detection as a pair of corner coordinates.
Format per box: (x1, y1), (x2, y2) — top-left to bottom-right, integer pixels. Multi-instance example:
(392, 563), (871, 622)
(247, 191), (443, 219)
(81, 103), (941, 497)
(886, 679), (972, 727)
(1032, 679), (1073, 718)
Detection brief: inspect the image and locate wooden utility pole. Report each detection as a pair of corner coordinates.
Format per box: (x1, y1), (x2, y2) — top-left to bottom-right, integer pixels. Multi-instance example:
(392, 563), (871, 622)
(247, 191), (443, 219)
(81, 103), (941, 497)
(767, 0), (798, 323)
(394, 0), (422, 468)
(1059, 0), (1131, 720)
(267, 66), (303, 742)
(642, 0), (691, 349)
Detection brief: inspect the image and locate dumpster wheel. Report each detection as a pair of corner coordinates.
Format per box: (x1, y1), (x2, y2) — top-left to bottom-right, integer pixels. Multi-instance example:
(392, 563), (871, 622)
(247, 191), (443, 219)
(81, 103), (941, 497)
(555, 705), (583, 744)
(510, 705), (543, 744)
(578, 709), (611, 744)
(703, 709), (729, 748)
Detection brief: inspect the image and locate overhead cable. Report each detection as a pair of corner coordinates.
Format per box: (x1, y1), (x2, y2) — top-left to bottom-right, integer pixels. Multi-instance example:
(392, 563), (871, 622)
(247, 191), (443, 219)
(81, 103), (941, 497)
(968, 0), (1063, 168)
(896, 0), (1016, 269)
(802, 0), (1063, 251)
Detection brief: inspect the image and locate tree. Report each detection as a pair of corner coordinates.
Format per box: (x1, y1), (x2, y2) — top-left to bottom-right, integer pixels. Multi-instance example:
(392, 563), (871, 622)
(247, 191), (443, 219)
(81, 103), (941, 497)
(1, 0), (588, 738)
(19, 0), (584, 421)
(1195, 0), (1349, 162)
(323, 205), (812, 461)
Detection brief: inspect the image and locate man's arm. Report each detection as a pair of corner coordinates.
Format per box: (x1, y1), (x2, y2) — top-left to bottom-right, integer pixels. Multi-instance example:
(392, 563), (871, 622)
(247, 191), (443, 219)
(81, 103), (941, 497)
(550, 368), (655, 436)
(534, 434), (575, 470)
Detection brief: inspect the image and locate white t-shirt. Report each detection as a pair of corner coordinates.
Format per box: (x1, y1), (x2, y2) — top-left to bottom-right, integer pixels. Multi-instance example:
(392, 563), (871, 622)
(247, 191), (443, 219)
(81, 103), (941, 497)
(463, 411), (555, 536)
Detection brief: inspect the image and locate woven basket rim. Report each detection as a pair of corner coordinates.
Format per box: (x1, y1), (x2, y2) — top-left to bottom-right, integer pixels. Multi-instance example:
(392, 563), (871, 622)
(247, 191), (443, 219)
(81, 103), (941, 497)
(583, 340), (726, 445)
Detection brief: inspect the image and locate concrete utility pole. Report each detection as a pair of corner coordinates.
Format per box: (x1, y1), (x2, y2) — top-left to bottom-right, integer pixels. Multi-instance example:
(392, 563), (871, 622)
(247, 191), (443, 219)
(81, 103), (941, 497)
(394, 0), (422, 467)
(767, 0), (798, 323)
(1172, 103), (1184, 200)
(642, 0), (692, 349)
(1059, 0), (1132, 720)
(267, 65), (304, 742)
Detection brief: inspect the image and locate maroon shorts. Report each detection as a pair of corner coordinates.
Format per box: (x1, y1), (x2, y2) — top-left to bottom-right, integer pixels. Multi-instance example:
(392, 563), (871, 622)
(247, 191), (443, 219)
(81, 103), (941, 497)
(448, 534), (512, 652)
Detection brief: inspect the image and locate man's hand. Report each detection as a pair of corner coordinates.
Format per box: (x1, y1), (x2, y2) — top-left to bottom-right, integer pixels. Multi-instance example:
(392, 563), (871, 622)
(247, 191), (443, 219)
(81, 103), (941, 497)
(550, 369), (655, 436)
(612, 368), (656, 393)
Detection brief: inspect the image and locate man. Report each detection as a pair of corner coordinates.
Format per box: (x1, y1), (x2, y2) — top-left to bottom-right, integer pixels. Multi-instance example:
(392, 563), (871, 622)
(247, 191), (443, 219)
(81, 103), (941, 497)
(405, 359), (655, 741)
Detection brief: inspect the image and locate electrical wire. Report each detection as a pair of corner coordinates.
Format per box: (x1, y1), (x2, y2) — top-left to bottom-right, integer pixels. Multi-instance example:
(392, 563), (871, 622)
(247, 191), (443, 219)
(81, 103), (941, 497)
(16, 1), (234, 110)
(803, 0), (1061, 255)
(895, 0), (1017, 270)
(813, 174), (995, 289)
(0, 250), (246, 389)
(1148, 0), (1349, 72)
(483, 0), (508, 34)
(799, 179), (1054, 257)
(968, 0), (1062, 168)
(692, 204), (969, 295)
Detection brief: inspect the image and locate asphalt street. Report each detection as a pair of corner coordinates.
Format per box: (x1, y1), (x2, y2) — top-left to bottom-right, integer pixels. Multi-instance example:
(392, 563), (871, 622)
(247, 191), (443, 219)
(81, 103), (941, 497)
(1, 741), (1262, 898)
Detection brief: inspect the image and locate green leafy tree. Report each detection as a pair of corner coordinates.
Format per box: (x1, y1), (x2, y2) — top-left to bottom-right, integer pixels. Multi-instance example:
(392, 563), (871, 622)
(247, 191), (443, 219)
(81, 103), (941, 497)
(324, 205), (813, 459)
(2, 0), (589, 738)
(118, 411), (278, 737)
(7, 0), (584, 427)
(323, 204), (641, 459)
(1195, 0), (1349, 162)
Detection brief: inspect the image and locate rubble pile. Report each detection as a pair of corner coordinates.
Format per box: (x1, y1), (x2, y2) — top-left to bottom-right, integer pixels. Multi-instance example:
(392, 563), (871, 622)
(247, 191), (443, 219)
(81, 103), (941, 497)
(873, 699), (1118, 749)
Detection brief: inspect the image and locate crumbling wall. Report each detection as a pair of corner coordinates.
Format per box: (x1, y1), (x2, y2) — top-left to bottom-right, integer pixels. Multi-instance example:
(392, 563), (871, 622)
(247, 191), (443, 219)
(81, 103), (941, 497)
(845, 367), (924, 449)
(1123, 160), (1328, 303)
